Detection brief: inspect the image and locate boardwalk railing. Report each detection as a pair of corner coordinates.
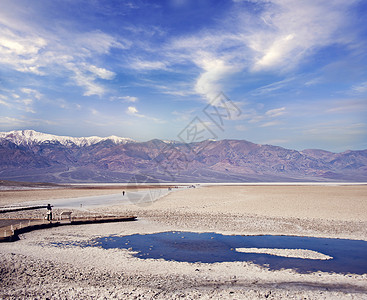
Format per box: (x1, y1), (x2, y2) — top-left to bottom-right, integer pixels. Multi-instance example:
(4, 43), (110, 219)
(0, 216), (137, 242)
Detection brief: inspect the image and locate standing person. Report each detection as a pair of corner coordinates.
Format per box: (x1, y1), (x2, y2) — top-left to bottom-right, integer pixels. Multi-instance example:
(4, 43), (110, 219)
(46, 204), (52, 221)
(122, 191), (125, 196)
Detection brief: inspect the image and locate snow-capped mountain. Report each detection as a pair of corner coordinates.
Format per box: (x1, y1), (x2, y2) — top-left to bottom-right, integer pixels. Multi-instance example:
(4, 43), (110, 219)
(0, 130), (366, 183)
(0, 130), (136, 147)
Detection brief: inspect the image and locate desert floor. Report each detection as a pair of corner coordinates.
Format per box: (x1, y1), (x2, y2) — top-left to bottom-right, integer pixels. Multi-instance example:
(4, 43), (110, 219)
(1, 184), (367, 299)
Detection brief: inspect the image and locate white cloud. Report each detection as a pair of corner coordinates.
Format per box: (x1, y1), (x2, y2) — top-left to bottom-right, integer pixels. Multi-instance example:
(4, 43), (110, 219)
(236, 103), (286, 127)
(0, 33), (46, 56)
(251, 77), (295, 96)
(304, 76), (323, 87)
(327, 99), (367, 113)
(0, 89), (44, 113)
(260, 120), (282, 127)
(247, 1), (357, 72)
(75, 30), (129, 55)
(130, 59), (167, 71)
(0, 99), (11, 107)
(302, 122), (367, 146)
(0, 17), (123, 97)
(83, 64), (115, 80)
(119, 96), (138, 103)
(126, 106), (165, 124)
(127, 106), (139, 115)
(0, 0), (362, 111)
(161, 0), (359, 102)
(135, 80), (194, 97)
(0, 30), (47, 75)
(265, 107), (286, 117)
(52, 99), (77, 110)
(0, 116), (56, 126)
(16, 98), (35, 113)
(65, 61), (115, 96)
(161, 90), (192, 97)
(0, 95), (11, 107)
(254, 34), (296, 70)
(247, 115), (265, 124)
(194, 53), (238, 102)
(161, 29), (247, 103)
(70, 69), (106, 97)
(20, 98), (33, 106)
(90, 108), (99, 115)
(0, 116), (28, 126)
(20, 88), (43, 100)
(351, 81), (367, 94)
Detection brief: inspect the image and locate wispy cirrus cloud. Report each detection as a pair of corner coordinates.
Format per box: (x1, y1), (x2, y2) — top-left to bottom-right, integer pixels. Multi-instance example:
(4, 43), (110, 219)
(0, 7), (126, 97)
(244, 0), (358, 72)
(0, 87), (44, 114)
(0, 95), (12, 108)
(126, 106), (165, 124)
(260, 120), (283, 128)
(327, 99), (367, 113)
(0, 116), (30, 127)
(265, 107), (286, 118)
(20, 88), (43, 100)
(0, 0), (365, 151)
(147, 0), (361, 103)
(0, 116), (57, 127)
(134, 79), (195, 97)
(351, 81), (367, 94)
(130, 59), (167, 71)
(251, 77), (296, 96)
(116, 96), (138, 103)
(194, 53), (239, 102)
(0, 100), (10, 108)
(302, 122), (367, 146)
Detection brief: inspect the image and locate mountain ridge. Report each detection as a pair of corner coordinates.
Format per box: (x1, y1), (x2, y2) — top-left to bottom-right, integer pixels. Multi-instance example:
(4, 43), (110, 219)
(0, 130), (136, 147)
(0, 130), (366, 183)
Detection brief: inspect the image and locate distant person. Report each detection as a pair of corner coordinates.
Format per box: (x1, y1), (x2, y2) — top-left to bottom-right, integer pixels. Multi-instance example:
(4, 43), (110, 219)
(122, 191), (125, 196)
(46, 204), (52, 221)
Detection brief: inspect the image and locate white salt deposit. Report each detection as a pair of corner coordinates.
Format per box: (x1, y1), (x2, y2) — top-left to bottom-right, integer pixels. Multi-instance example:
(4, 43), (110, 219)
(236, 248), (333, 260)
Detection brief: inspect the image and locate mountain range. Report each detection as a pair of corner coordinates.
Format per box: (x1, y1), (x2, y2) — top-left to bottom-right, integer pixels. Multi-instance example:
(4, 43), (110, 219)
(0, 130), (366, 183)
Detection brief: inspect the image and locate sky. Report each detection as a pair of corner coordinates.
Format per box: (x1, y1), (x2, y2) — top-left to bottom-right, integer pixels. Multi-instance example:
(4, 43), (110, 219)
(0, 0), (366, 152)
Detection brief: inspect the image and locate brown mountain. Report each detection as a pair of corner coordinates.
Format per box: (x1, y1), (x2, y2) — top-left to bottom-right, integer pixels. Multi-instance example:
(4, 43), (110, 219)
(0, 131), (366, 183)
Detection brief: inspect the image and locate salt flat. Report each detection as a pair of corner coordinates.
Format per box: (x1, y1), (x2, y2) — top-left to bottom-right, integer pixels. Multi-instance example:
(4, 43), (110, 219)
(147, 185), (367, 222)
(1, 185), (367, 299)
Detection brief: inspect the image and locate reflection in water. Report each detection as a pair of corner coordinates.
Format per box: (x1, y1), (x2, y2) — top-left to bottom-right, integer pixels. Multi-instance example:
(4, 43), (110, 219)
(89, 231), (367, 274)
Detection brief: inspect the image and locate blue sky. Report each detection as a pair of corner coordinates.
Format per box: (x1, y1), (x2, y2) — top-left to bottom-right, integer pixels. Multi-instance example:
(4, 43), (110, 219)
(0, 0), (366, 152)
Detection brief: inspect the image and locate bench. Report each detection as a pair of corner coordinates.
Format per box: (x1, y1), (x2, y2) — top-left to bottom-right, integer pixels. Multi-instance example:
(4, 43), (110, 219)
(59, 211), (72, 221)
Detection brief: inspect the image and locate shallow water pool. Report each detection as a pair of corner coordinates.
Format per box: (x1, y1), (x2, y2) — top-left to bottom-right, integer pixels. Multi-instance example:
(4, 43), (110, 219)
(88, 231), (367, 274)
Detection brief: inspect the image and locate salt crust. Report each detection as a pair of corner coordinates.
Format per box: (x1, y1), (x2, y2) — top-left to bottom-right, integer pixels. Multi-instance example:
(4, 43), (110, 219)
(1, 185), (367, 299)
(235, 247), (333, 260)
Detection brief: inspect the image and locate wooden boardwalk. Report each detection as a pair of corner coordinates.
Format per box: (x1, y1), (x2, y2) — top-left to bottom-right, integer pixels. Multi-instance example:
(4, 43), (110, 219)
(0, 215), (137, 243)
(0, 205), (49, 213)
